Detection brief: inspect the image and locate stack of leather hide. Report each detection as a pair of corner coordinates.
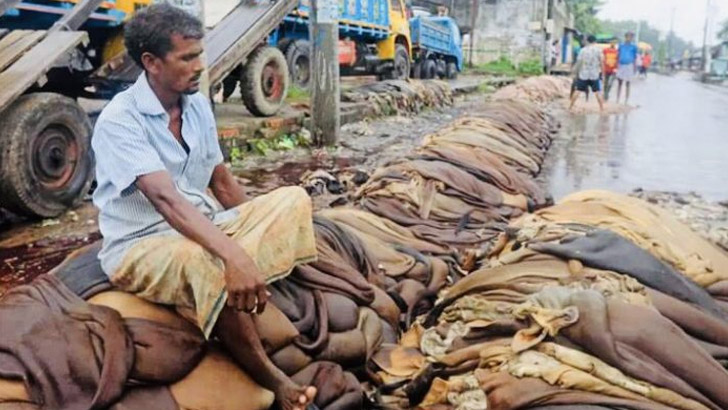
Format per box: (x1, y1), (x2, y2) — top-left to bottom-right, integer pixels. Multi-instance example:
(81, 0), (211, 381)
(367, 191), (728, 409)
(341, 79), (453, 117)
(351, 98), (556, 260)
(492, 75), (571, 104)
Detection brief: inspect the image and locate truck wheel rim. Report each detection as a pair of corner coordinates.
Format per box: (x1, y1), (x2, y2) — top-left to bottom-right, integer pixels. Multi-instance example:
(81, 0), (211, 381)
(262, 62), (284, 101)
(395, 53), (409, 79)
(32, 125), (78, 190)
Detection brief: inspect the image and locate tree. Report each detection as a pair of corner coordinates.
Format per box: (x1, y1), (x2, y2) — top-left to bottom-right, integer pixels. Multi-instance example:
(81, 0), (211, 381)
(719, 19), (728, 42)
(566, 0), (604, 35)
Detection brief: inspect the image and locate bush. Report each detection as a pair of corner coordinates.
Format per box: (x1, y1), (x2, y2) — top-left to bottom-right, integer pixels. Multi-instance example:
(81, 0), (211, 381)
(518, 58), (544, 75)
(468, 56), (544, 77)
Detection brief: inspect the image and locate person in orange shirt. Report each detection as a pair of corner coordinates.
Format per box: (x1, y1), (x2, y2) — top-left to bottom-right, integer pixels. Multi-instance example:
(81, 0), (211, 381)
(603, 39), (619, 100)
(641, 52), (652, 78)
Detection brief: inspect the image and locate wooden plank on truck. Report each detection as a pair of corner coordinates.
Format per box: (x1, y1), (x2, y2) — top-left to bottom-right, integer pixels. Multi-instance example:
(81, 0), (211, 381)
(0, 30), (88, 113)
(206, 0), (298, 86)
(0, 30), (47, 72)
(49, 0), (107, 32)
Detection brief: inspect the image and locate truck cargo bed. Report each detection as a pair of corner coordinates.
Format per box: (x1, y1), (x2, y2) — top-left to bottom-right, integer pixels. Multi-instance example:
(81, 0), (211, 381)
(95, 0), (299, 89)
(0, 29), (87, 113)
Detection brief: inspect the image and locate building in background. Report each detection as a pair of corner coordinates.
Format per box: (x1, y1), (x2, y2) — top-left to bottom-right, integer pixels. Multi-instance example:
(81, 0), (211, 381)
(412, 0), (574, 69)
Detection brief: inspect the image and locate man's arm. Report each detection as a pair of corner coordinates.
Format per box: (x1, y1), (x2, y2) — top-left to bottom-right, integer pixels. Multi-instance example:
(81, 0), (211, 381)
(137, 171), (267, 313)
(210, 163), (247, 209)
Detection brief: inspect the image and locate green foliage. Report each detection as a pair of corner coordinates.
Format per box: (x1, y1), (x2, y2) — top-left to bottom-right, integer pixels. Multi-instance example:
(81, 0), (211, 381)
(719, 19), (728, 42)
(286, 85), (310, 102)
(518, 59), (544, 76)
(566, 0), (604, 34)
(240, 132), (310, 158)
(229, 146), (244, 163)
(470, 56), (543, 77)
(472, 56), (517, 76)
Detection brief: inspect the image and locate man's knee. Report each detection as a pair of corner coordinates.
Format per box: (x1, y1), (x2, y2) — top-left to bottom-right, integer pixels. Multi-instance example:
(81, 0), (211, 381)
(273, 186), (311, 210)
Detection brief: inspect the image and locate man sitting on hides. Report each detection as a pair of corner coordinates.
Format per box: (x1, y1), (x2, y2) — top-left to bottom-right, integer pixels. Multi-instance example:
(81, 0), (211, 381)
(91, 5), (317, 409)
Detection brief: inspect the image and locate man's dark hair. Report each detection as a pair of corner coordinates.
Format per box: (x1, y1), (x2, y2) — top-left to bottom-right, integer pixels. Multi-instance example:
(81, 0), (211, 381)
(587, 34), (596, 44)
(124, 3), (204, 67)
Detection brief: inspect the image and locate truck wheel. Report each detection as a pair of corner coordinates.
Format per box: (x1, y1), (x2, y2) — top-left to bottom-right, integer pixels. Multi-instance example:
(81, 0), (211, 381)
(446, 61), (458, 79)
(392, 44), (410, 80)
(422, 59), (437, 79)
(412, 60), (422, 79)
(0, 93), (93, 218)
(436, 59), (447, 78)
(241, 46), (290, 117)
(286, 39), (311, 88)
(277, 38), (294, 56)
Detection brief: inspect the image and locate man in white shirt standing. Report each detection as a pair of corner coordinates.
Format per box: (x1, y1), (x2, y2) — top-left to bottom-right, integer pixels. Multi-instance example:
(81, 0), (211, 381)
(570, 34), (605, 112)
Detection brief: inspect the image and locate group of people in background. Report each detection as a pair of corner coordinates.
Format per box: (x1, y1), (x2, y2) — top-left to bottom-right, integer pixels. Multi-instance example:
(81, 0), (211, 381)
(569, 31), (652, 112)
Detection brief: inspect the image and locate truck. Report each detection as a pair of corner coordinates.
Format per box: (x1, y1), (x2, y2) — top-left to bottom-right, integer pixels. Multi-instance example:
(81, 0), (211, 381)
(408, 14), (462, 79)
(0, 0), (296, 218)
(269, 0), (412, 88)
(268, 0), (462, 88)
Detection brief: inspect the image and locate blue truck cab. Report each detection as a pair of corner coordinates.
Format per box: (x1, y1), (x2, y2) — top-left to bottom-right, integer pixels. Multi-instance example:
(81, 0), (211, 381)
(409, 14), (462, 79)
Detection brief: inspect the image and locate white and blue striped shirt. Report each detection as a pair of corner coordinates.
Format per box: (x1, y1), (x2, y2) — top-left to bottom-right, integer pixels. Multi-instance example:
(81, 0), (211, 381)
(92, 73), (236, 276)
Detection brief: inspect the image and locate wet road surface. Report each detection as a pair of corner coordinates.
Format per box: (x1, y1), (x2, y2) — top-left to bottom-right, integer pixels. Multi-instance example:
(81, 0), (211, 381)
(542, 73), (728, 201)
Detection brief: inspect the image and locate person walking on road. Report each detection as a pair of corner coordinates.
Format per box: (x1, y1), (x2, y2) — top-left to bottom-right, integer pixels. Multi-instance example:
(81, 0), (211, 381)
(570, 34), (605, 112)
(616, 31), (638, 104)
(603, 39), (619, 100)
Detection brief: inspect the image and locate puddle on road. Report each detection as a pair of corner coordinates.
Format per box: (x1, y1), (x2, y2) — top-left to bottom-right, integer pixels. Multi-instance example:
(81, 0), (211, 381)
(541, 74), (728, 201)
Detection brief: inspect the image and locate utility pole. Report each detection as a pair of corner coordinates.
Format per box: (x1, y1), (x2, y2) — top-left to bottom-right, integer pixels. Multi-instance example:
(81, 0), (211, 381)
(310, 0), (340, 145)
(468, 0), (478, 67)
(667, 6), (675, 66)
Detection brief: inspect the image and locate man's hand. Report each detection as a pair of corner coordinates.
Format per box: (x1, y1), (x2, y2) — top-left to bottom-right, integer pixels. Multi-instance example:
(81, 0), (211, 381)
(223, 252), (268, 314)
(137, 171), (267, 314)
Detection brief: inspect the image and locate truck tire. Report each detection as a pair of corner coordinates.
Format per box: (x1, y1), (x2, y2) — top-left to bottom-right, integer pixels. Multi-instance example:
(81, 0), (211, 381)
(412, 60), (422, 79)
(422, 59), (437, 79)
(446, 61), (458, 79)
(241, 46), (290, 117)
(277, 38), (294, 56)
(286, 39), (311, 88)
(392, 44), (410, 80)
(436, 59), (447, 78)
(0, 93), (93, 218)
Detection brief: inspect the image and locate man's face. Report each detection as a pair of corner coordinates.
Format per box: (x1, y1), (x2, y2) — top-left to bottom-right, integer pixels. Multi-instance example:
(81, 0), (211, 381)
(625, 34), (634, 43)
(143, 33), (204, 95)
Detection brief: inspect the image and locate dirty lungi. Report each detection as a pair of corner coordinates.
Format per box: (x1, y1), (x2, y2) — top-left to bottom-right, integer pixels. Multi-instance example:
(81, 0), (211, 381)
(110, 186), (318, 338)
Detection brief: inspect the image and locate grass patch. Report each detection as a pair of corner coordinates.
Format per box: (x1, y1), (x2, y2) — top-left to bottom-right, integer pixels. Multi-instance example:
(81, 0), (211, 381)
(518, 59), (544, 76)
(229, 131), (312, 164)
(472, 56), (518, 76)
(286, 85), (310, 102)
(468, 56), (544, 77)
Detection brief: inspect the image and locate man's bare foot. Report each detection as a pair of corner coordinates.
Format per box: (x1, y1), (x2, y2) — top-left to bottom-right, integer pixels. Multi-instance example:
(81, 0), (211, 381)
(274, 382), (317, 410)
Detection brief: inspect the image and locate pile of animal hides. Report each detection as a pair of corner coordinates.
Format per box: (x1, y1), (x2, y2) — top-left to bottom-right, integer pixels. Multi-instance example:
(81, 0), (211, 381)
(5, 75), (727, 410)
(631, 189), (728, 252)
(491, 76), (571, 104)
(341, 79), (453, 117)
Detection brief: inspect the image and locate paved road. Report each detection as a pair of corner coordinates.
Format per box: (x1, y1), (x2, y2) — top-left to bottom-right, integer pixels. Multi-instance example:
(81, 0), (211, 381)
(542, 73), (728, 201)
